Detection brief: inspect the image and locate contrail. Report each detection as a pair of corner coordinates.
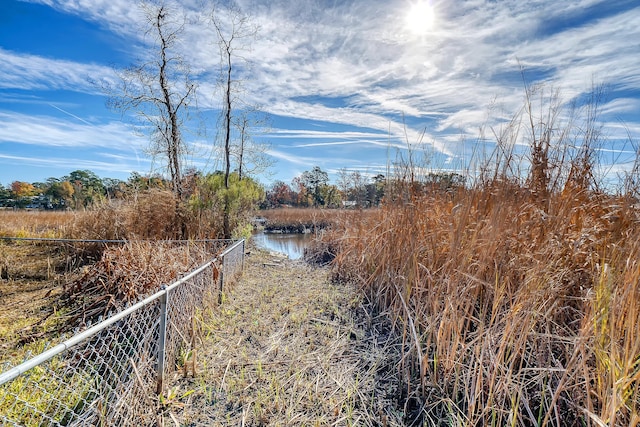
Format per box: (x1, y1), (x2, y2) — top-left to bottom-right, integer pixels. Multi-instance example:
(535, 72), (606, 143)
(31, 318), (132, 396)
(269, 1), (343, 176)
(48, 102), (143, 170)
(48, 103), (94, 126)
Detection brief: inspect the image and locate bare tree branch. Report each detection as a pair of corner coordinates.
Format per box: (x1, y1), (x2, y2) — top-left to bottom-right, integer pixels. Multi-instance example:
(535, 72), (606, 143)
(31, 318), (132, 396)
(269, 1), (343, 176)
(104, 1), (196, 197)
(208, 2), (259, 238)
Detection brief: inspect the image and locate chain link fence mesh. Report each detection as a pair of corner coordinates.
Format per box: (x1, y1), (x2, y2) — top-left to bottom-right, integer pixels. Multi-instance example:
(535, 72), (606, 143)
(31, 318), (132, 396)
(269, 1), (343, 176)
(0, 239), (245, 426)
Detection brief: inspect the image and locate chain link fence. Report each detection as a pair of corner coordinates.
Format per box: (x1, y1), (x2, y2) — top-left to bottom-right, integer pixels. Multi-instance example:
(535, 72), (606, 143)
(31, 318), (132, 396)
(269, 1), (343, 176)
(0, 239), (245, 426)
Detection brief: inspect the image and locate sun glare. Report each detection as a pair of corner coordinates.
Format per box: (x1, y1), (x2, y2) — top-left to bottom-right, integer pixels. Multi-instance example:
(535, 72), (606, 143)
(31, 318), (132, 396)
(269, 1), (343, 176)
(406, 1), (435, 35)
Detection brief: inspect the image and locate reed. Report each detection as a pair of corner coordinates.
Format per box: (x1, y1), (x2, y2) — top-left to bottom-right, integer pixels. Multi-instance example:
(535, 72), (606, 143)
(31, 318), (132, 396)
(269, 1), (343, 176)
(326, 184), (639, 425)
(321, 86), (640, 425)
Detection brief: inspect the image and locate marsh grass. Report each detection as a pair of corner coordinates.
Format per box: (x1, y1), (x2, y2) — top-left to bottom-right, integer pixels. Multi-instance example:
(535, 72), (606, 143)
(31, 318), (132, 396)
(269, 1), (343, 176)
(318, 86), (640, 425)
(0, 210), (81, 239)
(322, 182), (640, 425)
(0, 189), (223, 241)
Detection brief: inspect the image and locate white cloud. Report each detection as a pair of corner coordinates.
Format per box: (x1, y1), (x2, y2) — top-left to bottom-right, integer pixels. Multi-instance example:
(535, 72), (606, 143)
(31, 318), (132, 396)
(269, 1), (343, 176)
(0, 111), (145, 150)
(513, 7), (640, 94)
(600, 98), (640, 116)
(267, 129), (388, 139)
(292, 140), (383, 148)
(0, 49), (116, 92)
(27, 0), (146, 39)
(9, 0), (640, 184)
(266, 148), (317, 167)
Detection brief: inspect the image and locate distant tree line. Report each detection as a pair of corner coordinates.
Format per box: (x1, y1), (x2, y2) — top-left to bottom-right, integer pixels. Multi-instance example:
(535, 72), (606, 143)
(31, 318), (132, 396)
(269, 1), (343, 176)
(1, 170), (97, 209)
(263, 166), (465, 209)
(0, 170), (158, 209)
(0, 168), (262, 212)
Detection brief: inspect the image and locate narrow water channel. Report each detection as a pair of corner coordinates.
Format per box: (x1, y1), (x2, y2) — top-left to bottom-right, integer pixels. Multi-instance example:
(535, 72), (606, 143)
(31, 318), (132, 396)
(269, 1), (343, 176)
(251, 231), (313, 260)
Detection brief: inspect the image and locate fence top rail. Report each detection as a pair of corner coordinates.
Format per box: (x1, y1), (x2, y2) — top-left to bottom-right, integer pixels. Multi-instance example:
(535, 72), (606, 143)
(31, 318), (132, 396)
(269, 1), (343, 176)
(220, 239), (245, 258)
(0, 237), (238, 244)
(0, 238), (245, 387)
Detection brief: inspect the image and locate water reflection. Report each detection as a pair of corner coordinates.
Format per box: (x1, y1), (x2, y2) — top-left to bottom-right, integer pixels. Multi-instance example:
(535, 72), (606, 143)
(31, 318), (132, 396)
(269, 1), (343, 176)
(251, 231), (313, 260)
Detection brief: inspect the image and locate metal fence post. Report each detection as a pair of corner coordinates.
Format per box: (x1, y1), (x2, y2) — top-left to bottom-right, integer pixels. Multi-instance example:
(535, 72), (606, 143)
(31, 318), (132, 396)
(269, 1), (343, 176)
(218, 256), (225, 305)
(157, 286), (168, 395)
(241, 239), (245, 273)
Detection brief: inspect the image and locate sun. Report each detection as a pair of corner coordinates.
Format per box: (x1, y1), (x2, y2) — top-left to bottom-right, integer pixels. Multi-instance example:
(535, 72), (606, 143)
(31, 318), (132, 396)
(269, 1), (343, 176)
(406, 1), (435, 35)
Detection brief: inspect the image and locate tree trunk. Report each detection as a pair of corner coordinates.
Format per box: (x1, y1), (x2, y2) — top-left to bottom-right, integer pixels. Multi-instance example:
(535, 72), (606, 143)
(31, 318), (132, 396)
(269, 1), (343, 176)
(238, 120), (246, 180)
(157, 8), (182, 197)
(224, 48), (232, 191)
(223, 47), (232, 239)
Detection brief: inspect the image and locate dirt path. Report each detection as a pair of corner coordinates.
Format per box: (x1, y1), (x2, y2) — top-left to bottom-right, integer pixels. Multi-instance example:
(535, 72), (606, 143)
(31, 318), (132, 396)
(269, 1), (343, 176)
(168, 247), (406, 426)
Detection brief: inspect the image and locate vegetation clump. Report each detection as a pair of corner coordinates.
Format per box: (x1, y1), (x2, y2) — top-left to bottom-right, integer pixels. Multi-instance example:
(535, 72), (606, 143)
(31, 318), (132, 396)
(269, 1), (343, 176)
(316, 87), (640, 425)
(59, 241), (216, 330)
(0, 176), (262, 354)
(323, 183), (640, 425)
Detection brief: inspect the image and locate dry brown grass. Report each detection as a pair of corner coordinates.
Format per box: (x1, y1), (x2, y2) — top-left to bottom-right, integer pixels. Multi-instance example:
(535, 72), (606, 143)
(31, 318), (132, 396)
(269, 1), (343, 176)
(0, 210), (82, 239)
(0, 189), (223, 241)
(69, 190), (190, 240)
(164, 247), (408, 426)
(0, 192), (225, 363)
(322, 184), (640, 426)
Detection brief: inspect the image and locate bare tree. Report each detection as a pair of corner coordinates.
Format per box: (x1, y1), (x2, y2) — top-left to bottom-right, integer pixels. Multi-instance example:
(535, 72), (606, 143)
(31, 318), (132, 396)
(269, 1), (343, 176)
(232, 106), (273, 180)
(336, 168), (351, 203)
(107, 1), (195, 197)
(210, 4), (257, 188)
(208, 3), (258, 237)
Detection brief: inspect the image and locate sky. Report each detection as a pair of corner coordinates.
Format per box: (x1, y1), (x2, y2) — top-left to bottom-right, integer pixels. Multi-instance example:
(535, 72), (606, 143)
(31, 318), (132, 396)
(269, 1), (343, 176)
(1, 0), (639, 188)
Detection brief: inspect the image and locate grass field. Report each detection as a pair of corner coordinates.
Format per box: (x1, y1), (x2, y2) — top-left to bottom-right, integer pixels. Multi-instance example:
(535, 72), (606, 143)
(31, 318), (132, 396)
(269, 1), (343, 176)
(0, 210), (79, 239)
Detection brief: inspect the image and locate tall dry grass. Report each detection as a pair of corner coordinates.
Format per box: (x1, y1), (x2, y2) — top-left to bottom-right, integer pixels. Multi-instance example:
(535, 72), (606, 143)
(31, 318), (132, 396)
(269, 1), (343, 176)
(0, 189), (225, 241)
(72, 190), (177, 239)
(327, 187), (639, 425)
(322, 87), (640, 426)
